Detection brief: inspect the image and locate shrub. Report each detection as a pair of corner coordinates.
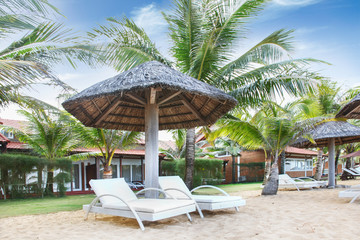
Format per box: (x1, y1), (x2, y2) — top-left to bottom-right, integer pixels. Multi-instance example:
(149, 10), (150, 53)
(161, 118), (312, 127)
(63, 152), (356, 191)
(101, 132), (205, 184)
(161, 158), (224, 187)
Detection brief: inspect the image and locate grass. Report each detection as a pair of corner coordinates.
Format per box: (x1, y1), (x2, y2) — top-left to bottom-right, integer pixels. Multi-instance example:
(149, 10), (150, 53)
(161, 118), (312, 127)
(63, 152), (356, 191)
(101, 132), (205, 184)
(192, 182), (262, 195)
(0, 194), (95, 218)
(0, 182), (262, 218)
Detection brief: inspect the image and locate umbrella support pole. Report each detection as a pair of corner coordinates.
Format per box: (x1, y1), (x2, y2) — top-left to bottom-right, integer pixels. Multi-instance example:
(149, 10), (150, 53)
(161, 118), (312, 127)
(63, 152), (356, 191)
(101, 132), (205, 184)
(328, 138), (336, 188)
(144, 103), (159, 198)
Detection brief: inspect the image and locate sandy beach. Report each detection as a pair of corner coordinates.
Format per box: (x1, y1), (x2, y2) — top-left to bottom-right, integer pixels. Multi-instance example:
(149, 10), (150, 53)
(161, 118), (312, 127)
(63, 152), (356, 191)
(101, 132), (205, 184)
(1, 180), (359, 240)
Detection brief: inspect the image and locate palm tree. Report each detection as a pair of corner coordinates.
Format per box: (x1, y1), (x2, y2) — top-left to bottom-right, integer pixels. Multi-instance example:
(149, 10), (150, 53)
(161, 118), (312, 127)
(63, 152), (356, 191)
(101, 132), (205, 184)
(0, 0), (98, 107)
(90, 0), (322, 189)
(74, 124), (142, 179)
(7, 108), (80, 194)
(289, 80), (342, 180)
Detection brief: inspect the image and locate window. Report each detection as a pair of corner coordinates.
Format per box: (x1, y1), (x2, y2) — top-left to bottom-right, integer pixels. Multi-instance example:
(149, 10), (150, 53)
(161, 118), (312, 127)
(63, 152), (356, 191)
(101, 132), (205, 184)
(121, 159), (142, 182)
(285, 159), (313, 171)
(73, 164), (80, 189)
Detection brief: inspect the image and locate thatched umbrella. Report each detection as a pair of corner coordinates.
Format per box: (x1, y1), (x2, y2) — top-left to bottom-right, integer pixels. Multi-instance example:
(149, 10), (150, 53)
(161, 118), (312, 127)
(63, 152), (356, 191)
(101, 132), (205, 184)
(336, 93), (360, 119)
(340, 150), (360, 159)
(293, 120), (360, 187)
(63, 61), (237, 191)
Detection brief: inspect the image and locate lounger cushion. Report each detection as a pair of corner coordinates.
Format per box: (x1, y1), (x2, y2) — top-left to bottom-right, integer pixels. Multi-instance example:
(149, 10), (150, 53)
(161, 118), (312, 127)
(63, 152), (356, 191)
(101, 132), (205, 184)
(90, 178), (137, 204)
(103, 199), (195, 213)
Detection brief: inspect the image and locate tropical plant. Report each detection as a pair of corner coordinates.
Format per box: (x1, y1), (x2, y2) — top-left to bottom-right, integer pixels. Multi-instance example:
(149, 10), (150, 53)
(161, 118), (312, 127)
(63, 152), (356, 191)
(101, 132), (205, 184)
(3, 108), (80, 194)
(74, 124), (142, 179)
(0, 0), (99, 107)
(211, 103), (318, 195)
(206, 138), (242, 183)
(89, 0), (322, 189)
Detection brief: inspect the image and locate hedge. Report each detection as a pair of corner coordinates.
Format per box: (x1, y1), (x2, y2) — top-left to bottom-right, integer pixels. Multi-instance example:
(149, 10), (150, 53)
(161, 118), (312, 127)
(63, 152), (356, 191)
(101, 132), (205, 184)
(161, 158), (224, 187)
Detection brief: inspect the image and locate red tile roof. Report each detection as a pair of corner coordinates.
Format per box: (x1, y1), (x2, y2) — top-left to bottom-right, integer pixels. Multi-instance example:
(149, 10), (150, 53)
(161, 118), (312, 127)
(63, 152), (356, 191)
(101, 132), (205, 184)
(0, 118), (28, 131)
(73, 147), (146, 156)
(0, 132), (9, 142)
(7, 142), (29, 149)
(285, 146), (319, 156)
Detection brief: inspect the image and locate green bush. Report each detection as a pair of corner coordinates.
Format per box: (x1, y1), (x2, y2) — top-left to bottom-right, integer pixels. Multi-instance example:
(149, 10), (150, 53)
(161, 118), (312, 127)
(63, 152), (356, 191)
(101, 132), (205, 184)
(161, 158), (224, 187)
(0, 154), (72, 198)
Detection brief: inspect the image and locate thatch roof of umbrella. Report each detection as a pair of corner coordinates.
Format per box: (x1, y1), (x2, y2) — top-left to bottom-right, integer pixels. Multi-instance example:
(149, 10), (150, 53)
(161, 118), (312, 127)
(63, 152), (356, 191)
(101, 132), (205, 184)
(293, 120), (360, 148)
(336, 93), (360, 119)
(62, 61), (238, 132)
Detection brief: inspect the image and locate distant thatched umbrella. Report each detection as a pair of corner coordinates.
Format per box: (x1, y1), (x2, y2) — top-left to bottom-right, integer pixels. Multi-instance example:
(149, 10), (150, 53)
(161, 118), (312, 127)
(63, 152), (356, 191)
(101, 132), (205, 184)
(293, 120), (360, 187)
(63, 61), (237, 191)
(336, 93), (360, 119)
(340, 150), (360, 159)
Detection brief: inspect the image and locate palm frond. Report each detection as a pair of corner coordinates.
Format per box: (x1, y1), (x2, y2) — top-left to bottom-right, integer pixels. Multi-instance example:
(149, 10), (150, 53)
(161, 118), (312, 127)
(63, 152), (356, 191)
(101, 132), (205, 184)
(89, 16), (171, 72)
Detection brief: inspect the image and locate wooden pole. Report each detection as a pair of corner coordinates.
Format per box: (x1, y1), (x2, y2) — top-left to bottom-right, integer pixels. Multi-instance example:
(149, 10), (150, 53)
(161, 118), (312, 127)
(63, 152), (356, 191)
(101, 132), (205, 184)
(144, 102), (159, 198)
(328, 138), (336, 188)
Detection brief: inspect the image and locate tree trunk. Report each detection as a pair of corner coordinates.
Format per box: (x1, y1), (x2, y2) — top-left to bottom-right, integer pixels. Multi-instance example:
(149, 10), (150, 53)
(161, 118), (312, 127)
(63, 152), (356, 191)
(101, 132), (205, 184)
(262, 152), (279, 195)
(46, 170), (54, 195)
(280, 151), (286, 174)
(335, 149), (341, 185)
(232, 155), (236, 183)
(263, 158), (271, 185)
(184, 128), (195, 189)
(37, 167), (43, 198)
(262, 162), (279, 195)
(103, 164), (113, 179)
(314, 148), (323, 180)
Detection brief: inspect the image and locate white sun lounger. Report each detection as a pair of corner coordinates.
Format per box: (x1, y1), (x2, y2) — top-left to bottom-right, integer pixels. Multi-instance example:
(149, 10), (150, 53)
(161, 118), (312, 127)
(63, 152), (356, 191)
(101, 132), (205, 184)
(159, 176), (245, 216)
(84, 178), (196, 230)
(343, 168), (360, 177)
(339, 185), (360, 203)
(350, 167), (360, 175)
(279, 174), (326, 191)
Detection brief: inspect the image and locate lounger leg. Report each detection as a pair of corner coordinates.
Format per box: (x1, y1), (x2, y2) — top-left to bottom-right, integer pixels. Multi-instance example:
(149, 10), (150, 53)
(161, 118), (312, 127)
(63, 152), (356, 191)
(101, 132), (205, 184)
(195, 203), (204, 219)
(235, 206), (239, 212)
(186, 213), (192, 222)
(350, 192), (360, 204)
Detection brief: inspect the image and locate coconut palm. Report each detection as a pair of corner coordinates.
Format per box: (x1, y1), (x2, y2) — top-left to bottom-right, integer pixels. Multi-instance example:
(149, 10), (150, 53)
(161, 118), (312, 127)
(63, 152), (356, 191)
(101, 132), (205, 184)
(74, 124), (142, 179)
(90, 0), (322, 188)
(0, 0), (99, 107)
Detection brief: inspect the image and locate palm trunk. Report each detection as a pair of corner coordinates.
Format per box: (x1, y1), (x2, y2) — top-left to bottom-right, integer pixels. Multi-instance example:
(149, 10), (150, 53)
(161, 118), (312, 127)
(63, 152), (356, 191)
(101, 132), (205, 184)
(103, 164), (113, 179)
(262, 151), (279, 195)
(46, 170), (54, 195)
(314, 148), (323, 180)
(263, 158), (271, 185)
(232, 155), (236, 183)
(184, 128), (195, 189)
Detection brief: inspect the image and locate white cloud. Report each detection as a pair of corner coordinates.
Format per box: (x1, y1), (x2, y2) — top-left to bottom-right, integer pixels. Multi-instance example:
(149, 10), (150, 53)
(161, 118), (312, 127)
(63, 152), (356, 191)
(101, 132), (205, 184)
(130, 4), (171, 58)
(131, 4), (167, 36)
(273, 0), (322, 6)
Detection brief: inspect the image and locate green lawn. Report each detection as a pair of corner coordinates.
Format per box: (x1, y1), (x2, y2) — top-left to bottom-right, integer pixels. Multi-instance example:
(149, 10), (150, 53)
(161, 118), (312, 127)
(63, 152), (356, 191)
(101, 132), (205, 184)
(0, 182), (262, 218)
(192, 182), (262, 195)
(0, 194), (95, 218)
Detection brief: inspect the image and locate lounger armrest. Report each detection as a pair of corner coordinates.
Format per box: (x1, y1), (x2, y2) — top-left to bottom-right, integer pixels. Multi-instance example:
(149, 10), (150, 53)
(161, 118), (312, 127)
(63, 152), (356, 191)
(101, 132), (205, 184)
(85, 193), (145, 230)
(135, 187), (175, 199)
(162, 187), (204, 219)
(190, 185), (230, 197)
(292, 178), (306, 182)
(162, 188), (194, 200)
(298, 177), (316, 182)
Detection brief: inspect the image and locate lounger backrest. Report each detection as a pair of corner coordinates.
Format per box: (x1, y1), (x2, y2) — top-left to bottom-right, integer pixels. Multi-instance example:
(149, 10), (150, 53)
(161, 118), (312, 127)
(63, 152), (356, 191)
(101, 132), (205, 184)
(89, 178), (137, 205)
(159, 176), (193, 199)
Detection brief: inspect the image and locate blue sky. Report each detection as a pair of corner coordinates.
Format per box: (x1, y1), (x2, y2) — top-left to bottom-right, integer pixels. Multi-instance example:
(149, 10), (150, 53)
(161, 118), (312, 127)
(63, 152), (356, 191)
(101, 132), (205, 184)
(1, 0), (359, 120)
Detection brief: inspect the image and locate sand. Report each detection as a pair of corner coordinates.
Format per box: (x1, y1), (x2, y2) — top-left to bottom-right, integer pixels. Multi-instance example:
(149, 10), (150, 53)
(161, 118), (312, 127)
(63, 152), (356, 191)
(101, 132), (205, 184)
(1, 180), (360, 240)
